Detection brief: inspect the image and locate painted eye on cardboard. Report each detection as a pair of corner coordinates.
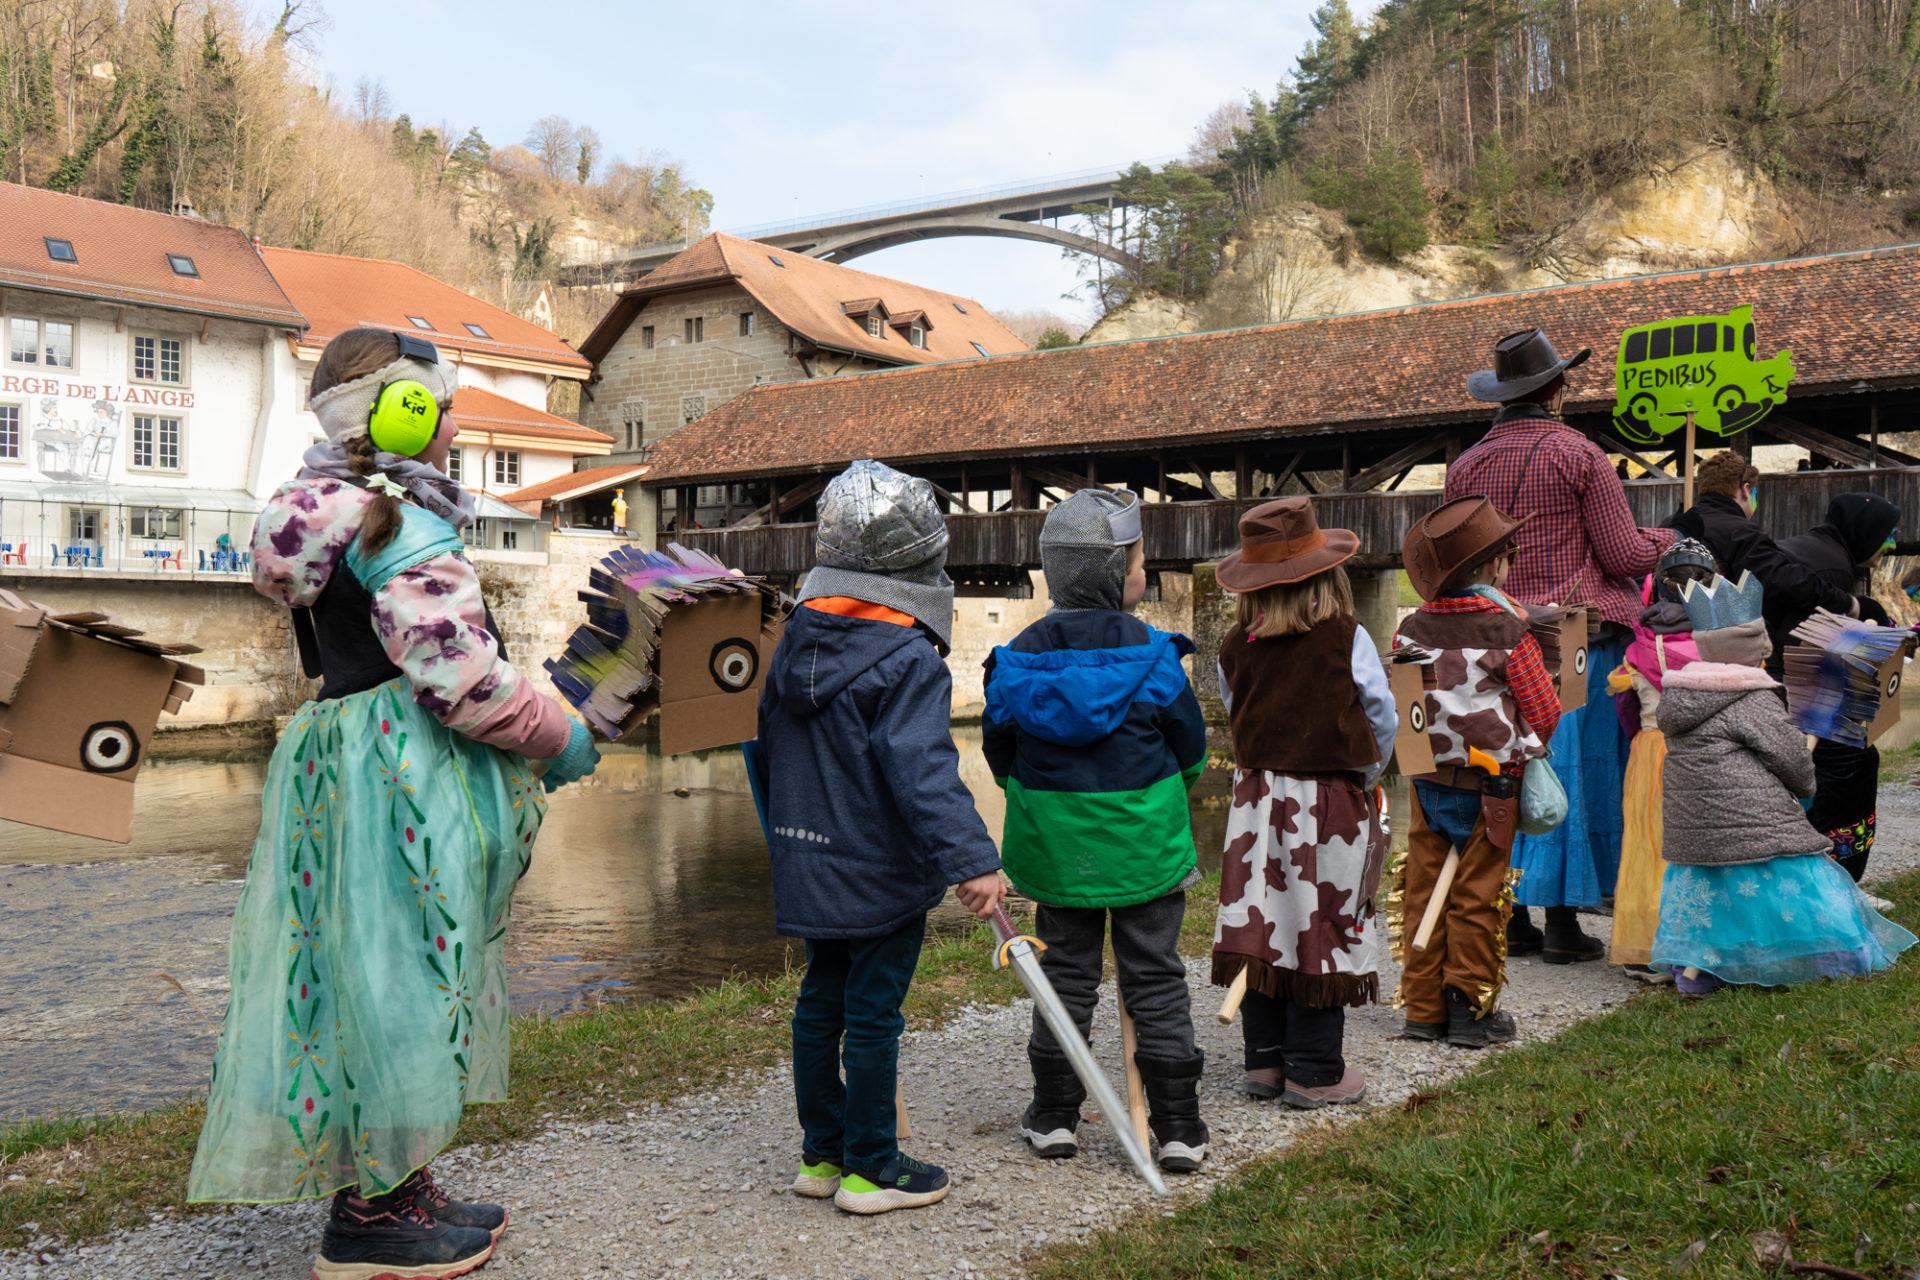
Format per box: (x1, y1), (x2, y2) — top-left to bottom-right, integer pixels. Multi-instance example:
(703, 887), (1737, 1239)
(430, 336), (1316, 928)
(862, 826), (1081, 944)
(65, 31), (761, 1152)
(1406, 701), (1428, 734)
(1572, 646), (1588, 676)
(708, 639), (758, 692)
(1888, 672), (1902, 701)
(81, 720), (140, 774)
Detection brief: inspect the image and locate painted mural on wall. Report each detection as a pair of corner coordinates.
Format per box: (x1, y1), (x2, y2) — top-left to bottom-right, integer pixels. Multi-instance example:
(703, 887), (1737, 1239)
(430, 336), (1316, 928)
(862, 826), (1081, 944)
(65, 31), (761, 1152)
(1, 374), (194, 485)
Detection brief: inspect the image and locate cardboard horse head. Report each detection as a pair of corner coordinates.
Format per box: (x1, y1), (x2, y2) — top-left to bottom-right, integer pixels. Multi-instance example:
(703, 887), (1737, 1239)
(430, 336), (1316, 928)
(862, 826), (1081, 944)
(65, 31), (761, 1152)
(0, 588), (203, 841)
(545, 543), (787, 755)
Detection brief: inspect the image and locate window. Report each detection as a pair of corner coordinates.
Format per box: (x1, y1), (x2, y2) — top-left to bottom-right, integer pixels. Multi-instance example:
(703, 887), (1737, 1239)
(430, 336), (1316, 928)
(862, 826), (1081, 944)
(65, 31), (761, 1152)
(684, 316), (704, 344)
(867, 315), (884, 338)
(986, 609), (1001, 624)
(130, 507), (184, 539)
(1624, 331), (1648, 364)
(682, 395), (707, 425)
(131, 414), (183, 470)
(68, 506), (100, 541)
(463, 322), (490, 339)
(740, 311), (755, 337)
(44, 238), (76, 264)
(446, 446), (463, 482)
(132, 333), (185, 384)
(697, 485), (726, 506)
(166, 254), (198, 277)
(621, 403), (645, 450)
(8, 318), (35, 365)
(500, 529), (518, 550)
(953, 302), (968, 314)
(42, 321), (72, 369)
(769, 254), (785, 267)
(641, 325), (655, 350)
(970, 341), (989, 357)
(909, 326), (926, 349)
(0, 404), (18, 459)
(7, 317), (73, 369)
(493, 450), (520, 486)
(406, 315), (434, 330)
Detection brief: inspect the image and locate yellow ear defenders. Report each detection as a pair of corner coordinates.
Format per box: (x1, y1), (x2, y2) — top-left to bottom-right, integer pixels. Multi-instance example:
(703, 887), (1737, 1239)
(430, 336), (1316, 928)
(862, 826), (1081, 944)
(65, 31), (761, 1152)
(366, 333), (447, 457)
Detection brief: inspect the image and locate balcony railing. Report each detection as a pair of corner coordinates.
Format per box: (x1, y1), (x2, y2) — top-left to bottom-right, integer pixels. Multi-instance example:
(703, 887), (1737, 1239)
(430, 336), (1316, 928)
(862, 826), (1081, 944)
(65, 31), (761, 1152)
(0, 499), (258, 578)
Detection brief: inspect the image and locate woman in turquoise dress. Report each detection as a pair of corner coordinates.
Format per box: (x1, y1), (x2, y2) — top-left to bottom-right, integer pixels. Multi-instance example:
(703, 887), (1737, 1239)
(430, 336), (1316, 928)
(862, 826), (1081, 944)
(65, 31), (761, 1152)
(188, 328), (598, 1280)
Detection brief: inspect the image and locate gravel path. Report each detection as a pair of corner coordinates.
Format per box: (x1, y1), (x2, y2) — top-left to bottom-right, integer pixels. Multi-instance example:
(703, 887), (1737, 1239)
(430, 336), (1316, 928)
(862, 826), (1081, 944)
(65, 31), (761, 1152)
(9, 836), (1915, 1280)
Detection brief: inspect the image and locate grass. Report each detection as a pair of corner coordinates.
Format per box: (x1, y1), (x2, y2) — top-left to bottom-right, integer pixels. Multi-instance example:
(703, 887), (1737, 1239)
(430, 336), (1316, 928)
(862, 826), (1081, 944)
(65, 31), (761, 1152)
(0, 879), (1223, 1250)
(1032, 870), (1920, 1280)
(1877, 740), (1920, 783)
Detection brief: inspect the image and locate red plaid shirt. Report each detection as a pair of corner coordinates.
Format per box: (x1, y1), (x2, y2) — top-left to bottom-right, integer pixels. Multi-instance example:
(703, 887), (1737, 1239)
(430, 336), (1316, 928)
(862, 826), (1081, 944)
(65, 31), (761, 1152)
(1446, 414), (1675, 627)
(1414, 595), (1563, 745)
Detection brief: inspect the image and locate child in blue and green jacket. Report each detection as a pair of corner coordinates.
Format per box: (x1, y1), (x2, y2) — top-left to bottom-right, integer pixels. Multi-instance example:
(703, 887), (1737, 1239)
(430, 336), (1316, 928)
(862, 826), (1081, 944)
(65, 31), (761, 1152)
(982, 488), (1211, 1174)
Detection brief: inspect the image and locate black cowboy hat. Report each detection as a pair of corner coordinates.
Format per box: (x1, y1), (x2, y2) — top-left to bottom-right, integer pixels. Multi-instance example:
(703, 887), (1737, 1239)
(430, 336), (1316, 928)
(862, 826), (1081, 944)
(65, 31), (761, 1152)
(1465, 327), (1591, 403)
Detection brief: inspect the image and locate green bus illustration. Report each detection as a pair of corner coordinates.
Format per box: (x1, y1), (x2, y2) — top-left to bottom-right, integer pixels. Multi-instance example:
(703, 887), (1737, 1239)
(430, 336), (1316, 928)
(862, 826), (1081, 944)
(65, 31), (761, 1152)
(1612, 304), (1794, 443)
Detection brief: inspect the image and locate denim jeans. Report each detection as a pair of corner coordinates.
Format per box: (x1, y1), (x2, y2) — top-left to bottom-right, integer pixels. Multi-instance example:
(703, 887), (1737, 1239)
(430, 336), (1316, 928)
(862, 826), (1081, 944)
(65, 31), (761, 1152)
(792, 915), (925, 1174)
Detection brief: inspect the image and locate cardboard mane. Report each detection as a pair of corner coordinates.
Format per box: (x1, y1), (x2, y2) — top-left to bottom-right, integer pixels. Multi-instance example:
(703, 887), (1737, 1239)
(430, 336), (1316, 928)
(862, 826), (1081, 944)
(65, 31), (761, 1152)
(0, 588), (204, 842)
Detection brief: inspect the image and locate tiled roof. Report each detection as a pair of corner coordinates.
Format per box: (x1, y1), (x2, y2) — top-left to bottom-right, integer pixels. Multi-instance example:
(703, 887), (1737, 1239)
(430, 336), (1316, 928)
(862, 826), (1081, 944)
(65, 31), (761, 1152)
(576, 233), (1026, 367)
(641, 243), (1920, 484)
(260, 246), (589, 375)
(451, 386), (610, 452)
(501, 463), (649, 505)
(0, 182), (306, 328)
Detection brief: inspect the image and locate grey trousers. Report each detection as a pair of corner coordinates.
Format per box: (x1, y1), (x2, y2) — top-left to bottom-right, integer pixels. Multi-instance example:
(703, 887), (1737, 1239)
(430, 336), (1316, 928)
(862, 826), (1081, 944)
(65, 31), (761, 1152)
(1028, 889), (1197, 1062)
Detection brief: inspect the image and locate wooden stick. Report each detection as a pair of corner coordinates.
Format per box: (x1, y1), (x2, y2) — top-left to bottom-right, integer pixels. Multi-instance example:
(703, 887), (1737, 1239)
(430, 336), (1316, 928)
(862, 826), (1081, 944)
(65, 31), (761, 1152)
(1682, 415), (1697, 509)
(1116, 989), (1151, 1152)
(1216, 966), (1250, 1025)
(895, 1080), (911, 1140)
(1412, 850), (1462, 951)
(1682, 966), (1701, 980)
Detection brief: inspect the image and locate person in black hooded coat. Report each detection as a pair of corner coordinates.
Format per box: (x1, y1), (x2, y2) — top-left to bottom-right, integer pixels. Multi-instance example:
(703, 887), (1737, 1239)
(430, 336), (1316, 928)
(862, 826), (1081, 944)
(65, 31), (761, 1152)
(1776, 492), (1900, 882)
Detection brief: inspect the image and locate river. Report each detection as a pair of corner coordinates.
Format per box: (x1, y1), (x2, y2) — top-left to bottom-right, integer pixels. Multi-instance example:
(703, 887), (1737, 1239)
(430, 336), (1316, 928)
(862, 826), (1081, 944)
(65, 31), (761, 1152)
(0, 727), (1229, 1122)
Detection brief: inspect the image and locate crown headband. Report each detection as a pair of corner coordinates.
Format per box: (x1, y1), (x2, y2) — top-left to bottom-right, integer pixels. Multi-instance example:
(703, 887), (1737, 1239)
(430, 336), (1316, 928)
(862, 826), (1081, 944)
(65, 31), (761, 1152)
(1681, 571), (1764, 631)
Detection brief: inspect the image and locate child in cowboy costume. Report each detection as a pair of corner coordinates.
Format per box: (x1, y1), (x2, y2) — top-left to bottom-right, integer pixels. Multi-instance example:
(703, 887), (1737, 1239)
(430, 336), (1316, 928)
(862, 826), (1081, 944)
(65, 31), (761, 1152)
(1393, 496), (1562, 1048)
(983, 487), (1211, 1172)
(1210, 498), (1396, 1108)
(189, 329), (600, 1280)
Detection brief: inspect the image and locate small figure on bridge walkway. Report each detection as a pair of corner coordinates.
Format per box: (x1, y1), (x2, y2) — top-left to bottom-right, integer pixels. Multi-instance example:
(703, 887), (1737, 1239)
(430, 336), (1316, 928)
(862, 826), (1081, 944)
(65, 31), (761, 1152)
(981, 486), (1211, 1173)
(1210, 498), (1395, 1104)
(1449, 326), (1676, 962)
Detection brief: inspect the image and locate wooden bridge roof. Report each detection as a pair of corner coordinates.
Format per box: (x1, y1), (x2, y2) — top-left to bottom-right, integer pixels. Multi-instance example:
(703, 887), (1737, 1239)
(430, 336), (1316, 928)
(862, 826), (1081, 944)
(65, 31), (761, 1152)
(640, 242), (1920, 486)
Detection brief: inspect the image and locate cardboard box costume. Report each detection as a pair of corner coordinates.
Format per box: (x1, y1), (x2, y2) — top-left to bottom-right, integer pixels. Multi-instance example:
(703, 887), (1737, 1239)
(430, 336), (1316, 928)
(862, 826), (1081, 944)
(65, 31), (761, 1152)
(0, 588), (203, 842)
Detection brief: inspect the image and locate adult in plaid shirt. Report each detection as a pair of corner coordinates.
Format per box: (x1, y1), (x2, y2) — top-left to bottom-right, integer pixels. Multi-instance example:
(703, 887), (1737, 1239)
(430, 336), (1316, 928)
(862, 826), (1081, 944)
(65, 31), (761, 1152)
(1448, 328), (1676, 964)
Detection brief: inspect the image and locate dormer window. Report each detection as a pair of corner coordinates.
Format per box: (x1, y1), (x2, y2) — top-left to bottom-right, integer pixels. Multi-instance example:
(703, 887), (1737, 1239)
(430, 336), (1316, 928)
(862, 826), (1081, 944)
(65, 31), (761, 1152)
(44, 238), (76, 264)
(406, 315), (434, 330)
(843, 298), (890, 340)
(910, 326), (926, 349)
(887, 310), (931, 347)
(167, 254), (198, 277)
(867, 315), (883, 338)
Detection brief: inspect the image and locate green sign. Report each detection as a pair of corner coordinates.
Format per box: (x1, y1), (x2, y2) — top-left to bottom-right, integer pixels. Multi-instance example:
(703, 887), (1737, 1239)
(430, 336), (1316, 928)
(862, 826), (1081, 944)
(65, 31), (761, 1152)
(1611, 304), (1794, 445)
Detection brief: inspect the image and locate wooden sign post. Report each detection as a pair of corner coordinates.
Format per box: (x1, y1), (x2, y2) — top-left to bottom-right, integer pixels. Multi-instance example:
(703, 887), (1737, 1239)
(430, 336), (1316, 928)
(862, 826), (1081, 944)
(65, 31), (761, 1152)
(1683, 413), (1696, 508)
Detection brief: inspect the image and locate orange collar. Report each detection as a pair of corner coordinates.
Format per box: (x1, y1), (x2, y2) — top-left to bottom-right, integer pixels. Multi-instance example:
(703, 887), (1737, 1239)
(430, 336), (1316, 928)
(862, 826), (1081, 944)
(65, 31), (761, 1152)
(803, 596), (916, 627)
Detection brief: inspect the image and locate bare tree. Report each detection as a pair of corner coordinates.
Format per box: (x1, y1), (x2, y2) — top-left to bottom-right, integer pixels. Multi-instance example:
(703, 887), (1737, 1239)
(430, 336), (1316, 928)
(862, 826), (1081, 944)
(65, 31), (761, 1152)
(351, 76), (390, 129)
(524, 114), (576, 181)
(1188, 97), (1251, 166)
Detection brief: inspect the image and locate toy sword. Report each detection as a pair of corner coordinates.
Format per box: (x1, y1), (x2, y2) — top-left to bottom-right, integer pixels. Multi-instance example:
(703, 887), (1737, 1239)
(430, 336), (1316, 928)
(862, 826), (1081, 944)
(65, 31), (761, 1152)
(988, 906), (1167, 1195)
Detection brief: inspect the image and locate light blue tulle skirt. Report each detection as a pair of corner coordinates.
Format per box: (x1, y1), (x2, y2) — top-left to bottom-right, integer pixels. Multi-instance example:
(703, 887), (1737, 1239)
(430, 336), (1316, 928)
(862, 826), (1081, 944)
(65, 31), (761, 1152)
(1651, 854), (1916, 986)
(1512, 634), (1627, 908)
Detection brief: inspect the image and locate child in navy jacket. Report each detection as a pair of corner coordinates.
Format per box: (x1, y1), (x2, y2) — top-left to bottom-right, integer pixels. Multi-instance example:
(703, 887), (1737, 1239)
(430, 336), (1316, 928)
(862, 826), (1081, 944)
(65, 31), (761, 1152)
(751, 460), (1004, 1216)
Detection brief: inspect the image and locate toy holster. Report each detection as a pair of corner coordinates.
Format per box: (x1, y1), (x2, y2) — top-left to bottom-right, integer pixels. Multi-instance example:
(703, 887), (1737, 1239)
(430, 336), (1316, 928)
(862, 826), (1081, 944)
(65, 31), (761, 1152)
(1480, 774), (1518, 851)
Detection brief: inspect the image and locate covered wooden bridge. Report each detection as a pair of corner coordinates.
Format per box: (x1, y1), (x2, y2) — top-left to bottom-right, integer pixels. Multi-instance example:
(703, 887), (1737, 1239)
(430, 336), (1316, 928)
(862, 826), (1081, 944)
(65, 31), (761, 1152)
(639, 244), (1920, 586)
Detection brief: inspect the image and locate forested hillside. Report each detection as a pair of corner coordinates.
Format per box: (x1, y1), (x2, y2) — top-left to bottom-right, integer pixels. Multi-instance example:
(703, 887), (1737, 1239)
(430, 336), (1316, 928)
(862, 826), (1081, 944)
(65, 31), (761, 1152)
(0, 0), (711, 343)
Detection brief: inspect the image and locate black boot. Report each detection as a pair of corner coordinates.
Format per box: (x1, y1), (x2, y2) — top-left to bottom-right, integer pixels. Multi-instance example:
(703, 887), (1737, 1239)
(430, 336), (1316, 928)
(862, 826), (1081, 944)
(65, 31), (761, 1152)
(1506, 907), (1544, 957)
(1542, 906), (1605, 965)
(1018, 1047), (1086, 1159)
(398, 1165), (508, 1240)
(315, 1184), (495, 1280)
(1136, 1052), (1209, 1174)
(1445, 985), (1517, 1049)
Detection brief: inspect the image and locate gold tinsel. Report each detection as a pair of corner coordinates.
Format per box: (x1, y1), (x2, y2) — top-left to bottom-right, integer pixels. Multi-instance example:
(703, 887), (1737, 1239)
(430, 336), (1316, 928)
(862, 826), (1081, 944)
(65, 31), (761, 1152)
(1382, 847), (1411, 1009)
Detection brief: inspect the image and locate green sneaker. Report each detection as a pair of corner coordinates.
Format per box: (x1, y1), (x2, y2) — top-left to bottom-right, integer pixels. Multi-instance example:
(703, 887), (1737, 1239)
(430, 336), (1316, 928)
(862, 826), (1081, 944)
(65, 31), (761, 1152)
(791, 1154), (842, 1199)
(832, 1154), (950, 1215)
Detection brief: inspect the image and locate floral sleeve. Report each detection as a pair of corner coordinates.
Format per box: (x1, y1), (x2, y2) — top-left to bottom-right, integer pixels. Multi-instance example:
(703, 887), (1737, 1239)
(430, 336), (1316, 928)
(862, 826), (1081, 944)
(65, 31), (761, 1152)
(250, 479), (369, 607)
(370, 552), (573, 759)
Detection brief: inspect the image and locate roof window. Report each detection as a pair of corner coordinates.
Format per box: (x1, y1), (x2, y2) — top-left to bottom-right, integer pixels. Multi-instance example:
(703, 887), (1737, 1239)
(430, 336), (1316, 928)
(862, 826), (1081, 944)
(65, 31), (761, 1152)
(407, 315), (434, 330)
(463, 322), (490, 339)
(970, 341), (989, 357)
(769, 254), (785, 267)
(953, 302), (968, 314)
(167, 253), (198, 277)
(44, 238), (76, 264)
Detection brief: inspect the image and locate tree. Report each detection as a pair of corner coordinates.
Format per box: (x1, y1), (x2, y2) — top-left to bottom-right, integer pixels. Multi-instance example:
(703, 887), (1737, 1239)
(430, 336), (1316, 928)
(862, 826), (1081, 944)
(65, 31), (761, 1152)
(1294, 0), (1361, 121)
(1346, 142), (1431, 257)
(524, 113), (575, 181)
(390, 113), (413, 156)
(574, 123), (598, 184)
(1072, 161), (1233, 308)
(1035, 326), (1073, 349)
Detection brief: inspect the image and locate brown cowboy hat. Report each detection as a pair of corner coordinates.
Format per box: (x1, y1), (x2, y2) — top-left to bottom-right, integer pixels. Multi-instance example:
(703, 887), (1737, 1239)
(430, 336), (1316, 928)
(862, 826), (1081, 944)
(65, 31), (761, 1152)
(1216, 497), (1360, 593)
(1402, 495), (1528, 601)
(1465, 326), (1591, 402)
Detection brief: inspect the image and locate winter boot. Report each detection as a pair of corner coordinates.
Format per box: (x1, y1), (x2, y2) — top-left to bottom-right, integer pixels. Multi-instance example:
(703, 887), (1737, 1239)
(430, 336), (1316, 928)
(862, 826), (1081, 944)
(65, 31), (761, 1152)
(1243, 1066), (1284, 1099)
(1400, 1018), (1448, 1042)
(1445, 985), (1517, 1049)
(1542, 906), (1605, 965)
(833, 1153), (950, 1214)
(1136, 1052), (1209, 1174)
(313, 1185), (495, 1280)
(1506, 907), (1544, 957)
(396, 1166), (508, 1240)
(791, 1151), (842, 1198)
(1018, 1047), (1086, 1159)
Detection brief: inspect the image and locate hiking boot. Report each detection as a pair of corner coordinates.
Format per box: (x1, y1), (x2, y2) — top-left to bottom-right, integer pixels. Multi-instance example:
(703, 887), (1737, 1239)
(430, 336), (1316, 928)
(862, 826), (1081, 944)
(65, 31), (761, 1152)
(1622, 964), (1673, 986)
(313, 1185), (494, 1280)
(1542, 906), (1605, 965)
(1137, 1052), (1209, 1174)
(791, 1152), (841, 1198)
(833, 1154), (950, 1214)
(1675, 968), (1725, 998)
(1243, 1066), (1284, 1099)
(1282, 1068), (1367, 1111)
(396, 1166), (507, 1240)
(1507, 908), (1544, 957)
(1446, 985), (1517, 1049)
(1018, 1047), (1085, 1158)
(1400, 1019), (1448, 1042)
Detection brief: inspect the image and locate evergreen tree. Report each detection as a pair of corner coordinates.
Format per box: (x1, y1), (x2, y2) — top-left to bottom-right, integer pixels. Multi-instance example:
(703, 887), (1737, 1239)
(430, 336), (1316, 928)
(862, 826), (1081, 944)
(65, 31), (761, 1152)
(1347, 143), (1431, 257)
(1035, 326), (1073, 349)
(1294, 0), (1360, 119)
(390, 113), (414, 156)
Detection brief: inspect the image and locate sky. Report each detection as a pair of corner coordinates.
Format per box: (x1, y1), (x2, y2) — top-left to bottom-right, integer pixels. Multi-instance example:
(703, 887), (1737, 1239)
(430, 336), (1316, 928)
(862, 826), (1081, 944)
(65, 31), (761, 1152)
(301, 0), (1321, 326)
